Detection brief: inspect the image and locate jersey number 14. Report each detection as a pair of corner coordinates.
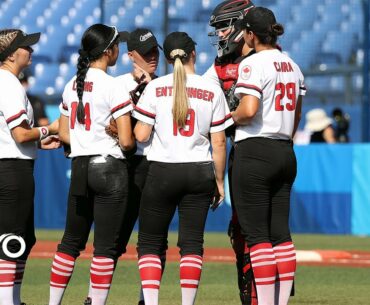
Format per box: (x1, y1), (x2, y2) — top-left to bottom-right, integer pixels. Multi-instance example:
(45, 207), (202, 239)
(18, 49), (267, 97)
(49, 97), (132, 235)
(70, 101), (91, 130)
(275, 82), (296, 111)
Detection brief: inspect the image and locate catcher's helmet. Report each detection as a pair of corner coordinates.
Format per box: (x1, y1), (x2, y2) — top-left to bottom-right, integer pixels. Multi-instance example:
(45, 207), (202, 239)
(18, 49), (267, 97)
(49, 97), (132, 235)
(208, 0), (254, 58)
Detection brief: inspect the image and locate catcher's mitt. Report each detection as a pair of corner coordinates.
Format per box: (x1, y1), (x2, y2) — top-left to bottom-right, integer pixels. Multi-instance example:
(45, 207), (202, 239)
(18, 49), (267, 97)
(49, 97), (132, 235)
(105, 118), (119, 143)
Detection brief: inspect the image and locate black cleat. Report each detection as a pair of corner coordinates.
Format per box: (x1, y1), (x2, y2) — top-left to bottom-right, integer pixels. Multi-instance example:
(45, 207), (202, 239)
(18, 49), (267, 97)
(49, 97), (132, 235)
(83, 297), (92, 305)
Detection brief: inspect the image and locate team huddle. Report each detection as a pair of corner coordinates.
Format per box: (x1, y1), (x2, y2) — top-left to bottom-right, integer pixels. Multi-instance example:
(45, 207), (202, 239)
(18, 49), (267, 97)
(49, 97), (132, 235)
(0, 1), (306, 305)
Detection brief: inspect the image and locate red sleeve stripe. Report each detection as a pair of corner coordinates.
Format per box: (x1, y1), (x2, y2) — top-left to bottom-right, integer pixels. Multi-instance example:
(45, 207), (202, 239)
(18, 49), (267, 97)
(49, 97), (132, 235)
(111, 100), (131, 114)
(211, 113), (232, 127)
(6, 110), (27, 124)
(235, 83), (262, 94)
(134, 106), (156, 119)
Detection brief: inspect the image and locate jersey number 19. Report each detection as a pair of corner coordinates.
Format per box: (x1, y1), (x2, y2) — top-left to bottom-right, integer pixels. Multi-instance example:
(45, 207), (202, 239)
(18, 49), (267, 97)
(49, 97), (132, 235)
(173, 108), (195, 137)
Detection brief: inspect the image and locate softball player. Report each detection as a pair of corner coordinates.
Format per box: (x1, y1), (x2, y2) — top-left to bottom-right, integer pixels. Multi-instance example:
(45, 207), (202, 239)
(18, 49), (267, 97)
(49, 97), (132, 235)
(232, 7), (306, 305)
(205, 1), (258, 304)
(132, 31), (233, 305)
(0, 29), (59, 305)
(47, 24), (134, 305)
(114, 28), (167, 305)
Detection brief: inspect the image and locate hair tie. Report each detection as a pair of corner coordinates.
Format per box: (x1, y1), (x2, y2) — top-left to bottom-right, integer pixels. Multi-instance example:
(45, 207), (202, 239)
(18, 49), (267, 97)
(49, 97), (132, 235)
(170, 49), (187, 60)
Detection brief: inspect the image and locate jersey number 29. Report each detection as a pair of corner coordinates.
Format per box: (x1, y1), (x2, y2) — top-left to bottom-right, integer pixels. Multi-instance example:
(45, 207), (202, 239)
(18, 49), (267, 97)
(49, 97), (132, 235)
(70, 101), (91, 130)
(275, 82), (296, 111)
(173, 108), (195, 137)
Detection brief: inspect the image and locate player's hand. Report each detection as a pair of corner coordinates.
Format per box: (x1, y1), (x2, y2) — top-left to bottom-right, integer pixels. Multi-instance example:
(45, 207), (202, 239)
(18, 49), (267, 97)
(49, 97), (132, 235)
(40, 135), (61, 150)
(210, 182), (225, 211)
(105, 118), (119, 143)
(133, 63), (152, 84)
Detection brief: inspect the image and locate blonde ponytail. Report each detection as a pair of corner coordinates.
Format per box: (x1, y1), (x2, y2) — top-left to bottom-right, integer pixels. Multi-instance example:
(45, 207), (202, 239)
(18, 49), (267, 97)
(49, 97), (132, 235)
(171, 49), (188, 128)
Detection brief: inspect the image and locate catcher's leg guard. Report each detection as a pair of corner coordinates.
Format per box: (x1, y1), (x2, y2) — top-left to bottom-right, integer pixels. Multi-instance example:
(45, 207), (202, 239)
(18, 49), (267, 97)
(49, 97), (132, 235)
(239, 252), (258, 305)
(228, 221), (257, 305)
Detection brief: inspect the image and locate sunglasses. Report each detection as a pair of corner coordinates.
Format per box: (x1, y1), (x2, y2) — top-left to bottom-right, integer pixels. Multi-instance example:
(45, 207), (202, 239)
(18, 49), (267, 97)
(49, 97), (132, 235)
(20, 46), (34, 53)
(103, 26), (119, 52)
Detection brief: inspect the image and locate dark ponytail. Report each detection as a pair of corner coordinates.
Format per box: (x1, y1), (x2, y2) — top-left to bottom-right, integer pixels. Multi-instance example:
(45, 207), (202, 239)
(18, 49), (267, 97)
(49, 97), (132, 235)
(256, 23), (284, 46)
(76, 51), (89, 123)
(75, 23), (117, 124)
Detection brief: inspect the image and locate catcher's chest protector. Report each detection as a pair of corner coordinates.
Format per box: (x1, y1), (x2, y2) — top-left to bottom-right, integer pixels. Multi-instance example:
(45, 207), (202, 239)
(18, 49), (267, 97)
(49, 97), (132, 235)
(214, 61), (240, 92)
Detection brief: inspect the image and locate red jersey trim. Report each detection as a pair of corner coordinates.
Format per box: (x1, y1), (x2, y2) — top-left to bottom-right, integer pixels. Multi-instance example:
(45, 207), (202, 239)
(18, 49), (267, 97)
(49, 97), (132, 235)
(111, 100), (131, 115)
(235, 83), (263, 94)
(211, 113), (232, 127)
(134, 106), (156, 119)
(6, 110), (26, 124)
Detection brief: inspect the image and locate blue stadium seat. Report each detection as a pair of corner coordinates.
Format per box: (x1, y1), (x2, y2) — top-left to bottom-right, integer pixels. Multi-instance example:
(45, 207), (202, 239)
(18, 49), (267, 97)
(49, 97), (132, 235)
(0, 0), (26, 26)
(0, 0), (362, 102)
(312, 52), (342, 69)
(59, 45), (79, 63)
(169, 0), (200, 22)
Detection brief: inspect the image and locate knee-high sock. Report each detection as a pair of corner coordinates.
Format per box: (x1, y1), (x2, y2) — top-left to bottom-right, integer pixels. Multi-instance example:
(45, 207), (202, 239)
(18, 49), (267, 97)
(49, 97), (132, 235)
(180, 255), (203, 305)
(13, 260), (26, 305)
(250, 243), (277, 305)
(138, 255), (162, 305)
(49, 252), (75, 305)
(0, 259), (16, 305)
(273, 242), (296, 305)
(139, 252), (166, 303)
(90, 257), (115, 305)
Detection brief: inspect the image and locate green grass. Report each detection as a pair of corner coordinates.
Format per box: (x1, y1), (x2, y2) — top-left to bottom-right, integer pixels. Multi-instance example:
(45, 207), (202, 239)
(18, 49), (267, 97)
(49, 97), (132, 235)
(36, 230), (370, 251)
(18, 231), (370, 304)
(22, 259), (370, 305)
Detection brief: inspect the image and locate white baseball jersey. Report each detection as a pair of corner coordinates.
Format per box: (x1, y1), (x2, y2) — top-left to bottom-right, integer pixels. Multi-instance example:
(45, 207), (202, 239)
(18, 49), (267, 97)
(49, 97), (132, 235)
(0, 69), (37, 159)
(116, 73), (151, 156)
(60, 68), (133, 159)
(132, 73), (233, 163)
(234, 49), (306, 142)
(203, 63), (222, 87)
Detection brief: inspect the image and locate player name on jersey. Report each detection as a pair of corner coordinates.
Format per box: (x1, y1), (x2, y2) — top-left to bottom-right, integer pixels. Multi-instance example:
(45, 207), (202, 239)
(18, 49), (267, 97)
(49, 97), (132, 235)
(274, 61), (294, 73)
(71, 80), (94, 92)
(155, 86), (215, 102)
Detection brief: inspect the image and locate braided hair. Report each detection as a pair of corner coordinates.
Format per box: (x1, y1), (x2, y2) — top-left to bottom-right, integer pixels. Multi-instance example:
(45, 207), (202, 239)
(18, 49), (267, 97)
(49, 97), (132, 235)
(76, 24), (118, 124)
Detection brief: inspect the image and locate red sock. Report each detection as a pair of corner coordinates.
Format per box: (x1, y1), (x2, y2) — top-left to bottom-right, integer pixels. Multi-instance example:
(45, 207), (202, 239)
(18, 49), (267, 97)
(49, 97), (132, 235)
(250, 243), (277, 305)
(180, 255), (203, 305)
(0, 259), (16, 304)
(50, 252), (75, 289)
(49, 252), (75, 305)
(138, 255), (162, 305)
(90, 256), (115, 305)
(273, 241), (296, 305)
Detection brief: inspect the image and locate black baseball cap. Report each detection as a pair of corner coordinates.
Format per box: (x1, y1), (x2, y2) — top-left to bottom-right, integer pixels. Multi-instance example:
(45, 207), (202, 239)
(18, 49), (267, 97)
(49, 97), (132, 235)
(0, 30), (40, 62)
(235, 6), (276, 35)
(123, 28), (162, 55)
(163, 32), (196, 60)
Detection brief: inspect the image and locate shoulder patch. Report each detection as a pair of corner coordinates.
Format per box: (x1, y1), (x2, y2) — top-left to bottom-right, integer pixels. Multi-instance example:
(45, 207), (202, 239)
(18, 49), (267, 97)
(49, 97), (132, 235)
(241, 65), (252, 80)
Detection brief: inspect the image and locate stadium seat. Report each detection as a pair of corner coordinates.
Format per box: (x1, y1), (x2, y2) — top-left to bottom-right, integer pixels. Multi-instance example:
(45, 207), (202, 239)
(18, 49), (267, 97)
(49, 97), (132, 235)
(0, 0), (363, 103)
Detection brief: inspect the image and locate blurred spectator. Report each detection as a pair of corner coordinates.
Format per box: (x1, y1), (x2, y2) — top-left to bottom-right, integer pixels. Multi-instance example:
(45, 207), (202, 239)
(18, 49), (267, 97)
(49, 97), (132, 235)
(18, 71), (49, 126)
(332, 107), (350, 143)
(305, 108), (336, 143)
